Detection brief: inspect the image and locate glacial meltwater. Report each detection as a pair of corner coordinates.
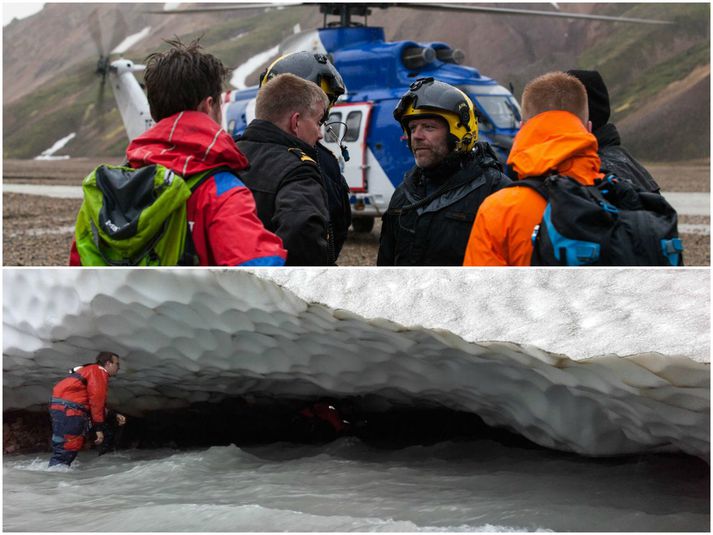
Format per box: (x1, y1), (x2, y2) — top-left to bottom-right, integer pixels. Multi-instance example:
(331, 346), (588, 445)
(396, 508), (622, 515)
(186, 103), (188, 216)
(3, 438), (708, 532)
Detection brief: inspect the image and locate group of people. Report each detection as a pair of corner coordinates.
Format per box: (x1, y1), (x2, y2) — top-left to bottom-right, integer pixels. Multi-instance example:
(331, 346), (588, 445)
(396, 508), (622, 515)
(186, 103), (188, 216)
(381, 70), (662, 266)
(70, 38), (662, 267)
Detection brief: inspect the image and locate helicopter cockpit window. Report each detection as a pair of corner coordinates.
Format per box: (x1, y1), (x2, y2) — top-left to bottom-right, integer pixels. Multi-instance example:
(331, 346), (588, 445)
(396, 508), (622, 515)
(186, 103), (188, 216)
(344, 111), (362, 142)
(324, 111), (343, 143)
(459, 85), (522, 130)
(476, 96), (521, 129)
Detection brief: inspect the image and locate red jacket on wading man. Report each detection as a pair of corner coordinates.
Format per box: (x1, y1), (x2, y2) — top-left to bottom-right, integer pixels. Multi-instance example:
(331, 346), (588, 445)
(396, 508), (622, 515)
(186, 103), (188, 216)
(49, 352), (125, 467)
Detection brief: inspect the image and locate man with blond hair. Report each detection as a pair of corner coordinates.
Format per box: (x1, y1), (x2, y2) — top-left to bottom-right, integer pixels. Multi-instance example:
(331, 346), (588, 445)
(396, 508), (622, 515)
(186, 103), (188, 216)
(237, 73), (333, 266)
(463, 71), (604, 266)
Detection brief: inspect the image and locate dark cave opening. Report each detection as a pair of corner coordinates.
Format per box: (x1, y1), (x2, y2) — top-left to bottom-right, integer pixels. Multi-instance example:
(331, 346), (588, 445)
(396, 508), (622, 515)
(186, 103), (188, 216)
(4, 395), (542, 454)
(118, 396), (543, 450)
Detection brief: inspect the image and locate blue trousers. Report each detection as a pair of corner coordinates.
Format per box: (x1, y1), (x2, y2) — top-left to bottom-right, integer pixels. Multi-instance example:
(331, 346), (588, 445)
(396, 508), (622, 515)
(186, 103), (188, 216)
(49, 406), (89, 467)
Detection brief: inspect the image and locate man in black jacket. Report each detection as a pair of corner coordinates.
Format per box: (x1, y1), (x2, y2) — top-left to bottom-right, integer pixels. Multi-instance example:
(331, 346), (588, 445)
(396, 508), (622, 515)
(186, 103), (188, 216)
(377, 78), (510, 266)
(259, 52), (352, 262)
(237, 73), (332, 266)
(567, 69), (661, 193)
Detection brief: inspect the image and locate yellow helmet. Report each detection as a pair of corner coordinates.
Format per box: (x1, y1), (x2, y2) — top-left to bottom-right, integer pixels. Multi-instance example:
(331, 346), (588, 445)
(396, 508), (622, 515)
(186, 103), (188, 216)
(394, 77), (478, 153)
(259, 51), (346, 107)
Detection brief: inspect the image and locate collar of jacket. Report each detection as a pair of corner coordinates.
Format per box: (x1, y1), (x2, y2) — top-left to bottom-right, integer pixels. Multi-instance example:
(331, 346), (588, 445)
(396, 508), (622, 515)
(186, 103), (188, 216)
(242, 119), (319, 159)
(72, 363), (108, 375)
(402, 152), (487, 214)
(508, 110), (603, 185)
(407, 152), (470, 195)
(594, 122), (621, 149)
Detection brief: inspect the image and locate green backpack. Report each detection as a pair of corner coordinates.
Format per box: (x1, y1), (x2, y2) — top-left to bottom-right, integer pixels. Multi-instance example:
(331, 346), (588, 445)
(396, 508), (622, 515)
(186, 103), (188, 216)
(74, 164), (214, 266)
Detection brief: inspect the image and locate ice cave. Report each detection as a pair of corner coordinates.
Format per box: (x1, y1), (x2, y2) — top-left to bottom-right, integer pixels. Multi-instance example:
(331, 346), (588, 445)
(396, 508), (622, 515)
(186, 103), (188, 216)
(2, 268), (709, 459)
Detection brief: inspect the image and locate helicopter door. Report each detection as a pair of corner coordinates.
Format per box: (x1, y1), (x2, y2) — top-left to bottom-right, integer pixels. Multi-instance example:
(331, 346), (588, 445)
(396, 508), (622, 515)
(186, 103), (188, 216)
(322, 102), (372, 192)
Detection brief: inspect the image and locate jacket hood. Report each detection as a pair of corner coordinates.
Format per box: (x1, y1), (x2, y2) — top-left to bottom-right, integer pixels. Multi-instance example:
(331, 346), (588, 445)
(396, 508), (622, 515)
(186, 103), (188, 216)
(508, 111), (602, 185)
(126, 111), (248, 176)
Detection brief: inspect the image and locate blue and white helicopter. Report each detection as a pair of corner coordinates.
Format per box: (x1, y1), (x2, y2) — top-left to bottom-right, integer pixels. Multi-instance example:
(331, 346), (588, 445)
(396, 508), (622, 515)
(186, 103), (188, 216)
(103, 2), (670, 232)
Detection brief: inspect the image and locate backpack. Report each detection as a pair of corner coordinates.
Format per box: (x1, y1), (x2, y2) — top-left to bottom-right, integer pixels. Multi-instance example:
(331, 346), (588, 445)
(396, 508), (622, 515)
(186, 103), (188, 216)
(74, 164), (216, 266)
(510, 174), (683, 266)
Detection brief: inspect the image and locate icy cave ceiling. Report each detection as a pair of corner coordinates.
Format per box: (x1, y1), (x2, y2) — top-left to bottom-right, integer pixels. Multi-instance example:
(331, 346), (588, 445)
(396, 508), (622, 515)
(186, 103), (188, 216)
(2, 269), (709, 459)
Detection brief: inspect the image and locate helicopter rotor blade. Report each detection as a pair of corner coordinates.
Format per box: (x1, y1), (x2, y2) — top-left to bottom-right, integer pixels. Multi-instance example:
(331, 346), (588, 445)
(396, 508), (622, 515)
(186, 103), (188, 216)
(390, 3), (673, 25)
(96, 68), (108, 131)
(141, 2), (671, 25)
(143, 3), (295, 14)
(108, 8), (129, 54)
(88, 9), (105, 57)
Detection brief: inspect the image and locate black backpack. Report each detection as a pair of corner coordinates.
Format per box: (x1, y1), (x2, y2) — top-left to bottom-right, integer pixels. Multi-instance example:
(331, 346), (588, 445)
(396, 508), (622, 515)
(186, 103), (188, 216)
(510, 174), (684, 266)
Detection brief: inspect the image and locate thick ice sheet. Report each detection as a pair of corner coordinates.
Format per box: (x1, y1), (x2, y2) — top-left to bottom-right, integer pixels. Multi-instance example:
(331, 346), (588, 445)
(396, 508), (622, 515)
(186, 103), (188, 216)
(2, 269), (709, 458)
(253, 268), (710, 361)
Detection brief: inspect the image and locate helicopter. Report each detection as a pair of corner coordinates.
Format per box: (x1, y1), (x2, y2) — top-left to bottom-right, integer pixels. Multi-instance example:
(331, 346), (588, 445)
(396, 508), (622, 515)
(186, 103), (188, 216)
(102, 2), (672, 233)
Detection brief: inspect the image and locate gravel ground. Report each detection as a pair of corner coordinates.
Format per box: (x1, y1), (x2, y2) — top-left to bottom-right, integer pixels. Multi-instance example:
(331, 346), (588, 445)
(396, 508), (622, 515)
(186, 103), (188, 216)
(2, 158), (709, 266)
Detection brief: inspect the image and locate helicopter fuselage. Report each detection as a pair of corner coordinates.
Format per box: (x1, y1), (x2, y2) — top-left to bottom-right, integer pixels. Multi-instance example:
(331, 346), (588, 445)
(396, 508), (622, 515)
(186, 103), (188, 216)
(225, 26), (522, 223)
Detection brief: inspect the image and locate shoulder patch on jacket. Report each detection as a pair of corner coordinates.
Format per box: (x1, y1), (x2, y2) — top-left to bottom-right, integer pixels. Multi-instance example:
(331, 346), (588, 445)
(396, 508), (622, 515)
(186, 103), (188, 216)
(213, 171), (246, 196)
(288, 148), (317, 165)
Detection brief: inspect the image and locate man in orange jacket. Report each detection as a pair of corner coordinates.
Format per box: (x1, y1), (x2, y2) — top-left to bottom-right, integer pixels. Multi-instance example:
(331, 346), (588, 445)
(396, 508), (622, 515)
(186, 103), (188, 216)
(463, 72), (603, 266)
(48, 352), (125, 467)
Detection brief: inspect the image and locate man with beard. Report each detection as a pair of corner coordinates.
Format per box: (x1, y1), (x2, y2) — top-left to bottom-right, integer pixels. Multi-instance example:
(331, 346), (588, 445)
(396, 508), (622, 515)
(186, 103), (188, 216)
(377, 78), (510, 265)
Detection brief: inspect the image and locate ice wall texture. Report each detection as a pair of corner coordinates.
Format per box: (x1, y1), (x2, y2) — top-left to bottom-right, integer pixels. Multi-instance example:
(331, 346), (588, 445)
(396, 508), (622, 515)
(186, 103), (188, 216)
(3, 269), (710, 459)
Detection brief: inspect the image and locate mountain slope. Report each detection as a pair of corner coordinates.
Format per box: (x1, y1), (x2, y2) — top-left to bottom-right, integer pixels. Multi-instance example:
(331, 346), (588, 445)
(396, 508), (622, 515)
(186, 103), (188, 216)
(2, 2), (709, 161)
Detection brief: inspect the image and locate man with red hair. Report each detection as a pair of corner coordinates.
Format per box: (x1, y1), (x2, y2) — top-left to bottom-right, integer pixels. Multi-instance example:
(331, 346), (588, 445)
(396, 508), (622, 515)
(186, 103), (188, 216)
(463, 72), (602, 266)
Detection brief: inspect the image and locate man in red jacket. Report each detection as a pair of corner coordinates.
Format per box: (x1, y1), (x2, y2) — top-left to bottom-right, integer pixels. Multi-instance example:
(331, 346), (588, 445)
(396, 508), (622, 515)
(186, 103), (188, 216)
(49, 352), (124, 467)
(70, 38), (286, 266)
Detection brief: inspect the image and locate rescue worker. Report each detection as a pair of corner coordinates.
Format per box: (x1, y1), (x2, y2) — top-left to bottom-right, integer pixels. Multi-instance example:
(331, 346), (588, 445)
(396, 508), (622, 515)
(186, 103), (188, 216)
(463, 71), (602, 266)
(48, 352), (125, 467)
(237, 73), (332, 265)
(377, 77), (510, 266)
(258, 52), (352, 261)
(292, 400), (351, 442)
(567, 69), (661, 193)
(69, 38), (287, 266)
